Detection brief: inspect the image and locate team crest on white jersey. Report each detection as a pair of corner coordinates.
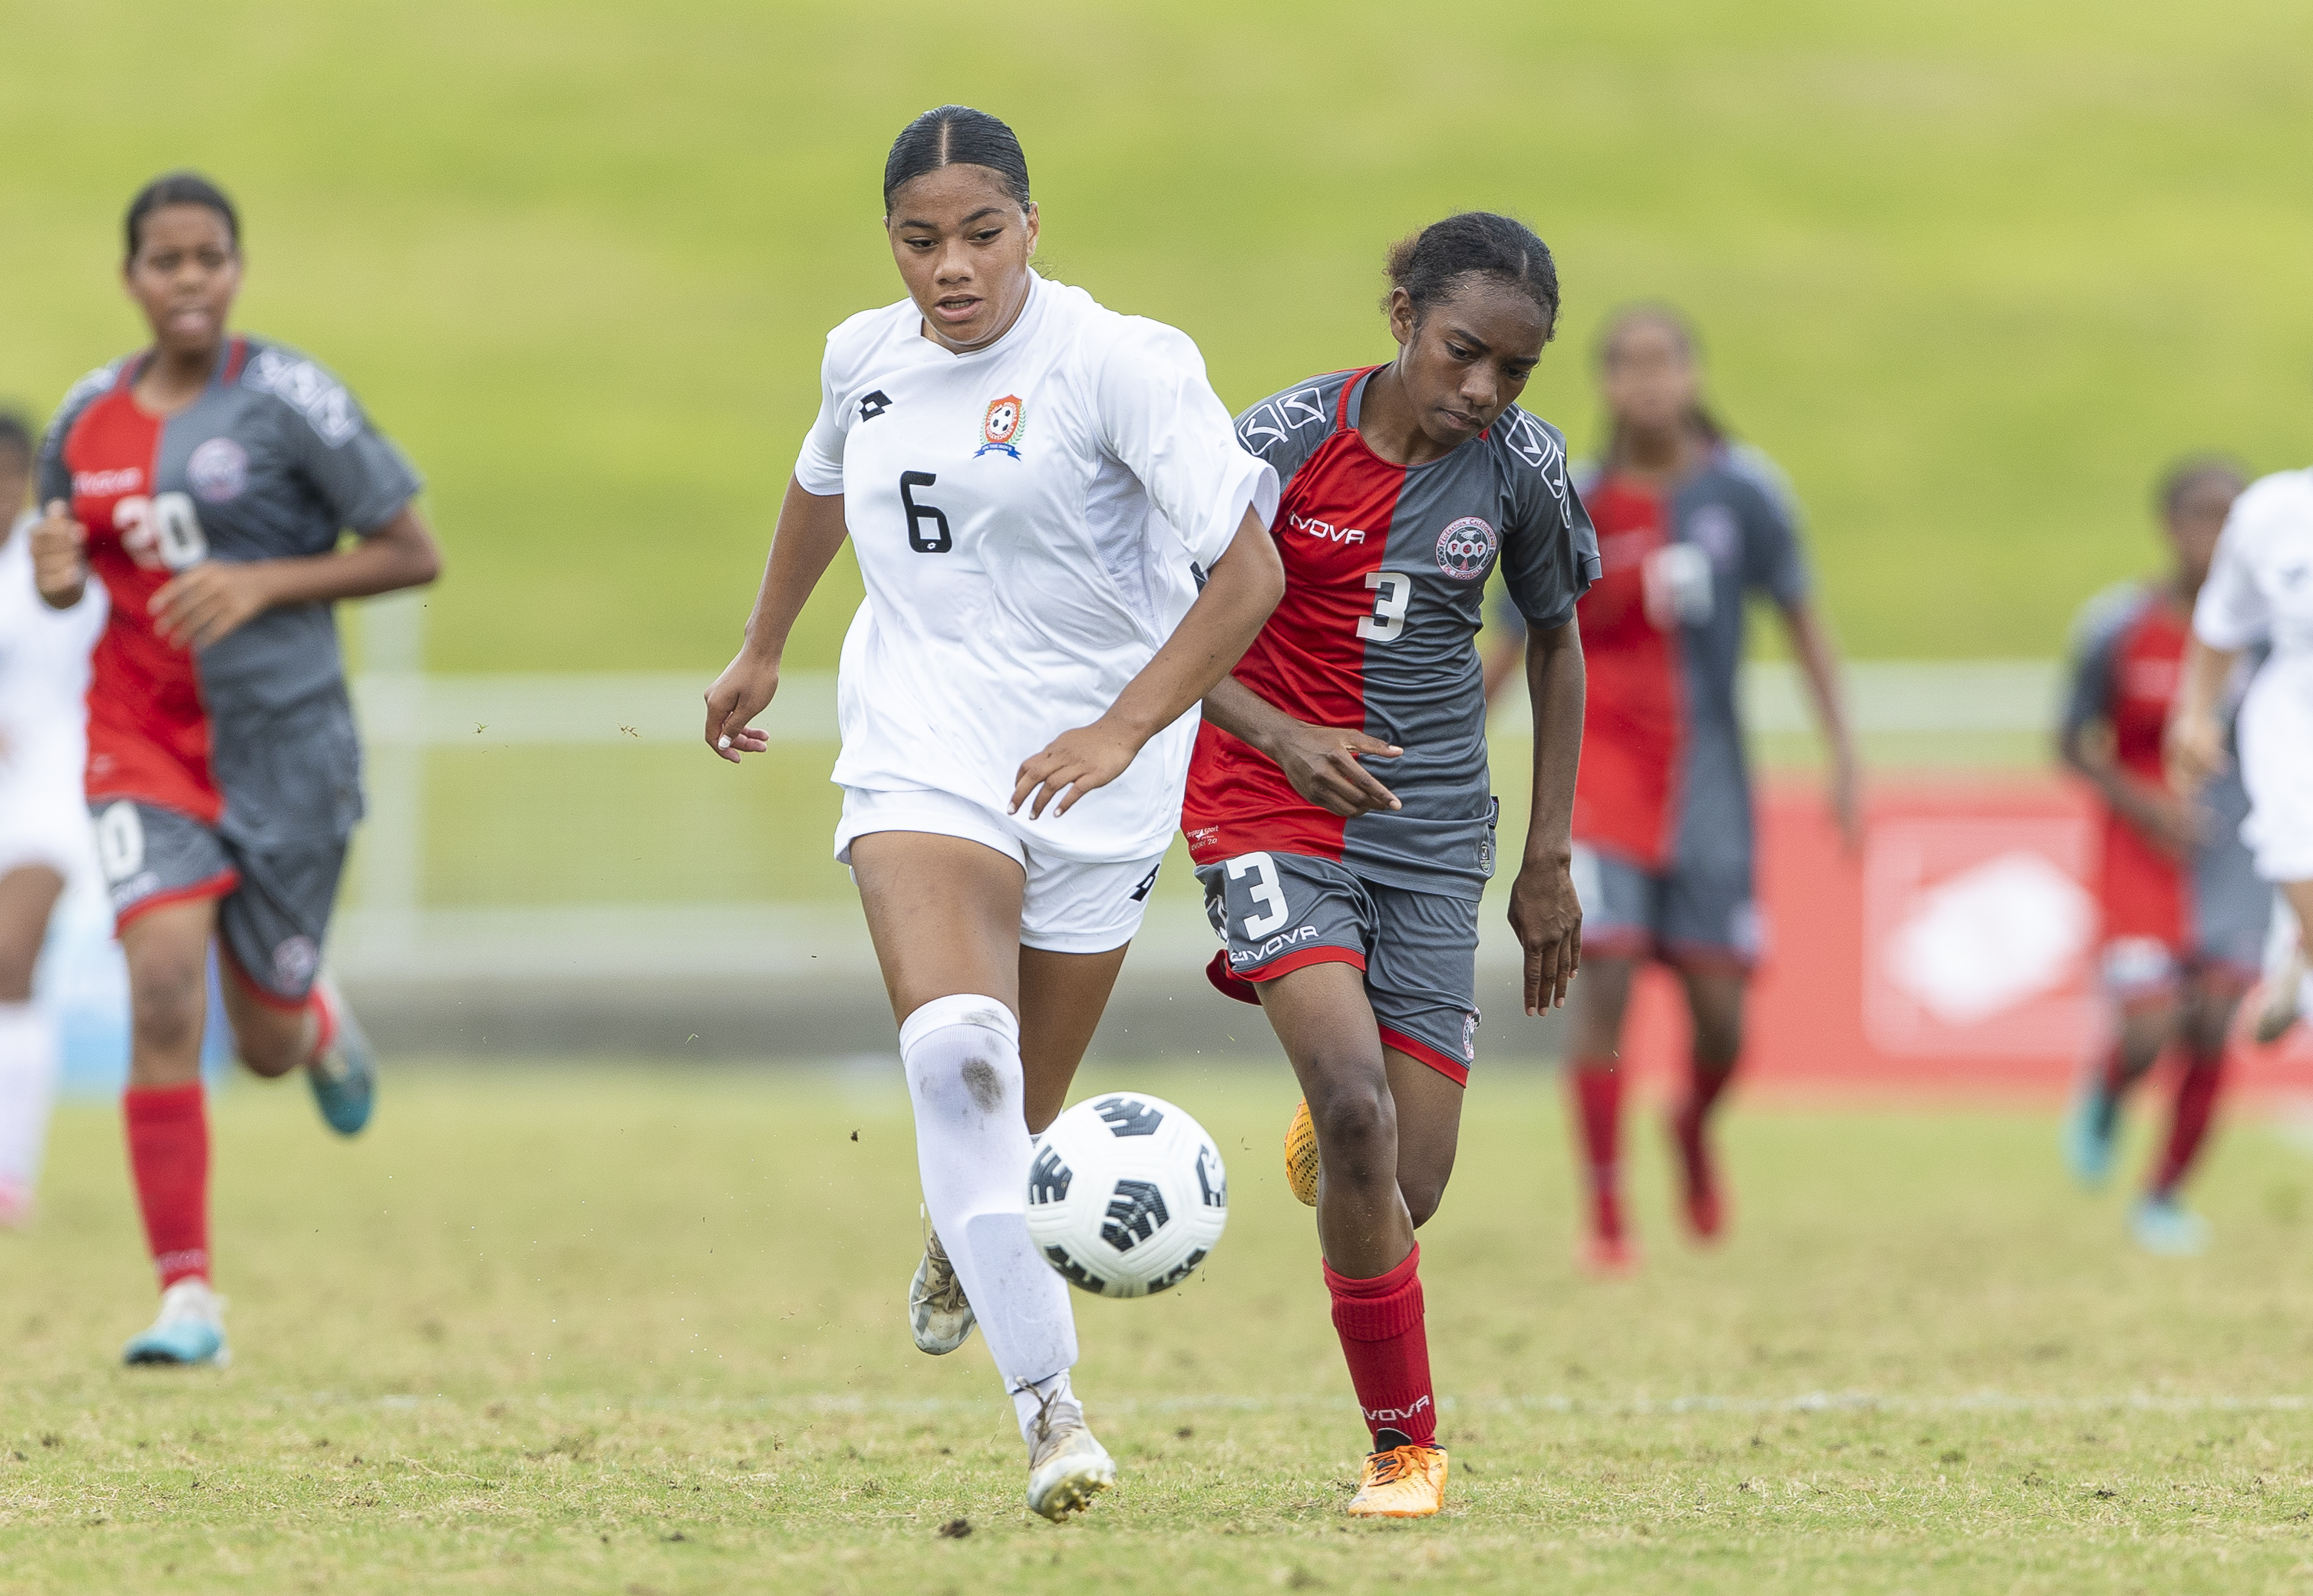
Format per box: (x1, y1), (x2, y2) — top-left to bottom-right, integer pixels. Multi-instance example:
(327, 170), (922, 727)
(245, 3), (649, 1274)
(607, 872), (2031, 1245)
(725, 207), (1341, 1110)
(976, 394), (1025, 459)
(1435, 516), (1498, 580)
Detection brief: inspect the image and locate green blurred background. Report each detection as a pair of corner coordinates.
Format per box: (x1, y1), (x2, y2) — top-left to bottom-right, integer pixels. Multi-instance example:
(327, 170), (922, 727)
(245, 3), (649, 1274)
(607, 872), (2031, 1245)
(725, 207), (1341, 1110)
(5, 0), (2309, 919)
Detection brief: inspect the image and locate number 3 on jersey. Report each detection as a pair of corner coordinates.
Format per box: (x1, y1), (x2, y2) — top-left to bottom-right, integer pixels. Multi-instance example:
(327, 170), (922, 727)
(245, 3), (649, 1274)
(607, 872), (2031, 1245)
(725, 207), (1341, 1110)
(899, 470), (952, 553)
(1358, 571), (1411, 641)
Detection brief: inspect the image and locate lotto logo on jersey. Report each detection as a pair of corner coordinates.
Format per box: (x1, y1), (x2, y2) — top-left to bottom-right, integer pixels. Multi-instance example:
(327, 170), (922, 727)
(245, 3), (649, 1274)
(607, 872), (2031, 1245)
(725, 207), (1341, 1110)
(1434, 516), (1498, 580)
(976, 394), (1025, 459)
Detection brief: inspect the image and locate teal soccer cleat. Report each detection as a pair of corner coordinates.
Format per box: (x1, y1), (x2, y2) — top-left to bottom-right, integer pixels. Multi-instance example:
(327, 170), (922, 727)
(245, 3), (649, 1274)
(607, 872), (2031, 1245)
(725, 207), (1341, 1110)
(305, 974), (376, 1137)
(122, 1279), (230, 1367)
(2130, 1193), (2211, 1257)
(2061, 1079), (2117, 1189)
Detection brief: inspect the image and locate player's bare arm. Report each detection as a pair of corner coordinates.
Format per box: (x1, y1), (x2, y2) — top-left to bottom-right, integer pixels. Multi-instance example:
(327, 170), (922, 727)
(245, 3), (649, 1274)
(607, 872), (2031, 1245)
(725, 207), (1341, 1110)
(1511, 616), (1584, 1014)
(2165, 631), (2240, 793)
(147, 504), (440, 651)
(29, 500), (89, 610)
(1780, 596), (1864, 854)
(704, 480), (850, 763)
(1011, 509), (1283, 819)
(2061, 714), (2199, 859)
(1200, 676), (1403, 818)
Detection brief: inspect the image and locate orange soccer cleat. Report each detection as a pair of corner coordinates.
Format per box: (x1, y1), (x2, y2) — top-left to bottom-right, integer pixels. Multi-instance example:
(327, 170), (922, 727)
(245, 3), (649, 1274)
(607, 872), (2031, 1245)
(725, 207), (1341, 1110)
(1285, 1098), (1321, 1207)
(1347, 1443), (1450, 1519)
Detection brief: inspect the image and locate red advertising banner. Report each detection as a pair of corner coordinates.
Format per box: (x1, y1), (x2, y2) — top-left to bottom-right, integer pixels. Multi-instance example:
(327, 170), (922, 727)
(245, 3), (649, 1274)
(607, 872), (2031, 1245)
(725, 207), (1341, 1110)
(1612, 779), (2313, 1098)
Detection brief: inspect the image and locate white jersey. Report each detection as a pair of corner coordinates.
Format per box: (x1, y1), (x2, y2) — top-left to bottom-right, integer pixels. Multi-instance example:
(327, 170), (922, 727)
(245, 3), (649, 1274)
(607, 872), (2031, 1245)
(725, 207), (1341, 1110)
(2193, 467), (2313, 883)
(796, 272), (1279, 862)
(0, 509), (107, 879)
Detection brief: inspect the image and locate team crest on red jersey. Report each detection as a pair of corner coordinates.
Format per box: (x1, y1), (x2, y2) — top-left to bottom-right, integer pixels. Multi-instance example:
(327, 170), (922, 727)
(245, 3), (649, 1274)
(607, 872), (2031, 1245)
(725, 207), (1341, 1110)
(1435, 516), (1498, 580)
(975, 394), (1025, 459)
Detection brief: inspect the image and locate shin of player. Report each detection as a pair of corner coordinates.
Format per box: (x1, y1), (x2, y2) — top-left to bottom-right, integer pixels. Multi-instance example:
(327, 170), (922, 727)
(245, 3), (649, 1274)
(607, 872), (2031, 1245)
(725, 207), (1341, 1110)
(1189, 214), (1595, 1518)
(704, 107), (1282, 1519)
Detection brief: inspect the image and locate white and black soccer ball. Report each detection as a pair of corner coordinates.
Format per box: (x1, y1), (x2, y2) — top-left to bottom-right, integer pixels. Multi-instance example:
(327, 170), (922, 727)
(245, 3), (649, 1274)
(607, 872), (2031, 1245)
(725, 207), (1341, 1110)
(1025, 1092), (1227, 1299)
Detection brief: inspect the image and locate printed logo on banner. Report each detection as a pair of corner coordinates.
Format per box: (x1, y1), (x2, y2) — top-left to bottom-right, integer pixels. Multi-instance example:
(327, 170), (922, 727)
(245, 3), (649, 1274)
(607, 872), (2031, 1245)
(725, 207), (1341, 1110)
(1863, 818), (2096, 1057)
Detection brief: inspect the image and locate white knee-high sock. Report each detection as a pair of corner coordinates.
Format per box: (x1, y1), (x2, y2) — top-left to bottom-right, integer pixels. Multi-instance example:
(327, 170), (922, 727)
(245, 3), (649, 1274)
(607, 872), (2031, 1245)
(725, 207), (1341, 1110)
(900, 994), (1077, 1403)
(0, 1001), (59, 1221)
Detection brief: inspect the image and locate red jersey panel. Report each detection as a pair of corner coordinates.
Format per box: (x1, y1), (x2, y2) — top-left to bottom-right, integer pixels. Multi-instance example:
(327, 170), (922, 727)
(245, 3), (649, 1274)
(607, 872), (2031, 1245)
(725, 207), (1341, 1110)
(2061, 585), (2190, 948)
(1569, 476), (1681, 869)
(63, 382), (223, 825)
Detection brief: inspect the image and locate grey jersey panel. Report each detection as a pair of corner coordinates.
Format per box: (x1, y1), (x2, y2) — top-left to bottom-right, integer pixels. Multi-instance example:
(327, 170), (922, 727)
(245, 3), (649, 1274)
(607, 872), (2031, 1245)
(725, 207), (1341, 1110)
(1232, 368), (1599, 900)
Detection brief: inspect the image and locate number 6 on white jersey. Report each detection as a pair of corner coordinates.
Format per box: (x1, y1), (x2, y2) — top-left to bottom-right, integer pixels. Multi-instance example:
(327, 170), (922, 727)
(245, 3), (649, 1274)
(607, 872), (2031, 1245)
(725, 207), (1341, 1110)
(1228, 851), (1290, 938)
(1358, 570), (1411, 641)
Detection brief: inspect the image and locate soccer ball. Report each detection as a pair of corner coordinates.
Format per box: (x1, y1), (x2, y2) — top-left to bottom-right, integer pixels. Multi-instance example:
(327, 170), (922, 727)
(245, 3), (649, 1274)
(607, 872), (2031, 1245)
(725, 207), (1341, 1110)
(1025, 1092), (1227, 1298)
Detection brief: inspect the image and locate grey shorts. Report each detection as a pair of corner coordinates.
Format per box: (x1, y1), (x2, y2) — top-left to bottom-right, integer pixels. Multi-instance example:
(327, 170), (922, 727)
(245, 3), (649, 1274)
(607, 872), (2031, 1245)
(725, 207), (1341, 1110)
(1197, 850), (1480, 1084)
(1572, 842), (1763, 973)
(91, 799), (345, 1007)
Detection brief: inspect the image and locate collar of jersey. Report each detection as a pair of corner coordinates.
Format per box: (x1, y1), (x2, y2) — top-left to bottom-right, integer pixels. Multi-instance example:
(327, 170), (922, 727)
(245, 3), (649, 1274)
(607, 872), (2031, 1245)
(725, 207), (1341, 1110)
(906, 269), (1050, 364)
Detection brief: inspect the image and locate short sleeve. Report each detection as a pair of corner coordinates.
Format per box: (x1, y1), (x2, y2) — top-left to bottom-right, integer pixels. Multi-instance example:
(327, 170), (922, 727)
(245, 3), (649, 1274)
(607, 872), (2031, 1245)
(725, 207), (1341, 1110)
(1729, 448), (1810, 606)
(792, 332), (849, 496)
(1095, 320), (1279, 569)
(2058, 589), (2131, 744)
(244, 347), (421, 533)
(2193, 511), (2270, 651)
(37, 365), (115, 506)
(1496, 414), (1599, 633)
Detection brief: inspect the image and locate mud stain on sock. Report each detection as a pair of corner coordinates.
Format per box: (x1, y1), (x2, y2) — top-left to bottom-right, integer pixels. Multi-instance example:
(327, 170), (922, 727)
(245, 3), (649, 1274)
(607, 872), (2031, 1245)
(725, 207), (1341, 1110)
(960, 1057), (1004, 1113)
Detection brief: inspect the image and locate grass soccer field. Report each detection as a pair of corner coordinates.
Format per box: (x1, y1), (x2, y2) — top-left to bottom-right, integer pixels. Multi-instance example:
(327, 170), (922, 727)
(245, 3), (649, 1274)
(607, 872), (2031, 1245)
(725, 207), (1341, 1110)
(8, 1063), (2313, 1593)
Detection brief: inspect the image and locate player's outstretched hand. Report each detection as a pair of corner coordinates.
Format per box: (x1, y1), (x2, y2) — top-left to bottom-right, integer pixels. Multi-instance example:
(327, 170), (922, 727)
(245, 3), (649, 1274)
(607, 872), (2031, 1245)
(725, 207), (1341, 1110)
(151, 562), (278, 650)
(1510, 853), (1582, 1015)
(1268, 722), (1403, 818)
(1012, 720), (1137, 820)
(29, 501), (89, 609)
(2163, 708), (2228, 795)
(704, 651), (780, 763)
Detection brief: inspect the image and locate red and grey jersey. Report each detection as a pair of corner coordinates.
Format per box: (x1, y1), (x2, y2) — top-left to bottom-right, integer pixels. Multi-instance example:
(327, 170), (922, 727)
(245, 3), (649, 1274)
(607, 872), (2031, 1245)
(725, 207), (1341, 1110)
(2061, 580), (2261, 952)
(36, 338), (421, 846)
(1568, 447), (1809, 875)
(1183, 366), (1599, 900)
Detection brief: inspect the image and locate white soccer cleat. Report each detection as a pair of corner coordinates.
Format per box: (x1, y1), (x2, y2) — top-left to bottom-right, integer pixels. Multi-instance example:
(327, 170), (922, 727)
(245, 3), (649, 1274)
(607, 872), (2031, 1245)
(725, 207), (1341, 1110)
(1024, 1394), (1116, 1521)
(121, 1278), (231, 1367)
(908, 1215), (975, 1355)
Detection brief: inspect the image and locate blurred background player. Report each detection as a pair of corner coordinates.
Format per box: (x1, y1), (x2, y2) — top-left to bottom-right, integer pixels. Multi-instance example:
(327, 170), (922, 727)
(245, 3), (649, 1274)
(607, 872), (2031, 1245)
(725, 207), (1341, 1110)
(2057, 458), (2265, 1255)
(2171, 459), (2313, 1059)
(0, 408), (107, 1226)
(31, 173), (441, 1366)
(703, 107), (1282, 1521)
(1486, 305), (1859, 1271)
(1189, 213), (1596, 1519)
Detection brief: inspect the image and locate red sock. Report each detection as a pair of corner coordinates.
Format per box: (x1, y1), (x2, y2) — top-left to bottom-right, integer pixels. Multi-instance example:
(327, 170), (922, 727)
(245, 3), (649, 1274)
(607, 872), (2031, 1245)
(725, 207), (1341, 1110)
(1324, 1245), (1435, 1450)
(2151, 1047), (2225, 1199)
(124, 1083), (210, 1288)
(1570, 1063), (1625, 1241)
(1673, 1054), (1737, 1237)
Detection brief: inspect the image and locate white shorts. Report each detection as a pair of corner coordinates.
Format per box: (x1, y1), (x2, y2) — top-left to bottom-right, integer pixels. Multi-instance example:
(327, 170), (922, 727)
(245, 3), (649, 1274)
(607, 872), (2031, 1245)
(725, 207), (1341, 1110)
(0, 735), (94, 884)
(2239, 665), (2313, 884)
(834, 785), (1166, 955)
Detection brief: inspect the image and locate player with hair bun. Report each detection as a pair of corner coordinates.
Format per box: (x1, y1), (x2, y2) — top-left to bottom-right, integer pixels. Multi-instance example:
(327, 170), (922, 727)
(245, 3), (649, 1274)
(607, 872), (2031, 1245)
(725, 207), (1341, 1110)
(1186, 211), (1598, 1518)
(705, 106), (1282, 1521)
(2058, 458), (2266, 1255)
(31, 171), (442, 1366)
